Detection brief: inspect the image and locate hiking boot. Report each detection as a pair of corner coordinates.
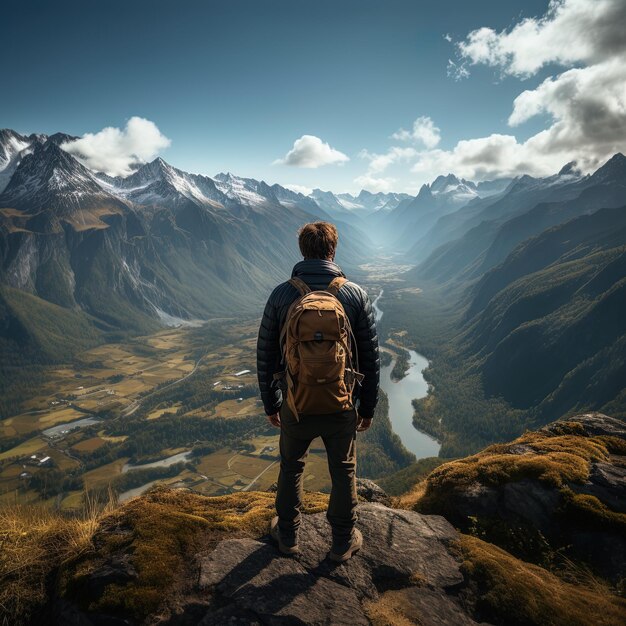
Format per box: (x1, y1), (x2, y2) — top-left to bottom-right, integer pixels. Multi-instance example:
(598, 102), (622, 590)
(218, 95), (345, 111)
(329, 528), (363, 562)
(270, 516), (299, 555)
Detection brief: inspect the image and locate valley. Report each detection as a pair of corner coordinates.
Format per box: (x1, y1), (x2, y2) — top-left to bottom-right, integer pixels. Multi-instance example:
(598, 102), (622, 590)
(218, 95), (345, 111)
(372, 290), (440, 458)
(1, 127), (625, 513)
(0, 275), (429, 509)
(0, 319), (325, 508)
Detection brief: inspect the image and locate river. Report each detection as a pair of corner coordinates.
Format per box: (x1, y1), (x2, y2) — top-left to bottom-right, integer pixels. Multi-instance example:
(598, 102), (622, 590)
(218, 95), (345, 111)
(372, 290), (441, 459)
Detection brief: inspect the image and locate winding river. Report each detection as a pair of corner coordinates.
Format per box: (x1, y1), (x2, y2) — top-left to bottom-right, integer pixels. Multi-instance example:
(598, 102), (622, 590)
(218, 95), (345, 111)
(372, 290), (441, 459)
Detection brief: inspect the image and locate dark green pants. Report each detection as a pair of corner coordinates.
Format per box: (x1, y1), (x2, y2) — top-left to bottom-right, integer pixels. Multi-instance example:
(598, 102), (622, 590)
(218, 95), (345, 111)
(276, 405), (358, 542)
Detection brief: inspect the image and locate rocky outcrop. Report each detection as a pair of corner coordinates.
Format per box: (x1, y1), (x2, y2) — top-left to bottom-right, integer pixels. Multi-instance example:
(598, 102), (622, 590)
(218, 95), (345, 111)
(44, 415), (626, 625)
(196, 503), (468, 626)
(55, 493), (486, 626)
(356, 478), (392, 506)
(413, 413), (626, 583)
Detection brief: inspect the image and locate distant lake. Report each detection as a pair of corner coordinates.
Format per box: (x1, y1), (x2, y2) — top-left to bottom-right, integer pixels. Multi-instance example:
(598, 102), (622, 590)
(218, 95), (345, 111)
(118, 480), (159, 502)
(372, 290), (441, 459)
(42, 416), (102, 439)
(122, 451), (192, 473)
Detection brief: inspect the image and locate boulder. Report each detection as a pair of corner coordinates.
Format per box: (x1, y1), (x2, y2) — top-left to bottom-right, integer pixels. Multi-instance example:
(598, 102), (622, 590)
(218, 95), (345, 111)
(418, 413), (626, 583)
(197, 503), (473, 625)
(356, 478), (392, 506)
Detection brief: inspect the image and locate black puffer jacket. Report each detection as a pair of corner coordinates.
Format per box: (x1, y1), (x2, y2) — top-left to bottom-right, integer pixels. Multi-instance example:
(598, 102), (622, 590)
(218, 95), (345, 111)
(256, 259), (380, 419)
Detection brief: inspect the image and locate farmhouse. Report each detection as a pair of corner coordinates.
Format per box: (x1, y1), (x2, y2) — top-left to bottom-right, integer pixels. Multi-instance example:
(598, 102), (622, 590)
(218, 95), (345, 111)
(24, 453), (52, 467)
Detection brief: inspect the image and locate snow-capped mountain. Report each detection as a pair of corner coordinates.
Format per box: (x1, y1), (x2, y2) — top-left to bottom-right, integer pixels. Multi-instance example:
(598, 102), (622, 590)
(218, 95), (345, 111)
(1, 140), (112, 215)
(309, 188), (410, 217)
(0, 130), (38, 194)
(335, 190), (411, 214)
(369, 173), (510, 248)
(429, 174), (479, 202)
(0, 129), (373, 355)
(308, 188), (355, 220)
(409, 154), (623, 270)
(97, 158), (225, 209)
(268, 182), (328, 217)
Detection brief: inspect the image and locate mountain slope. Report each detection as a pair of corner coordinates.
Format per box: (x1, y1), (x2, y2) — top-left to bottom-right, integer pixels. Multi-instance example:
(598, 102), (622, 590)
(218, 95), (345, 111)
(0, 131), (373, 364)
(457, 206), (626, 421)
(413, 155), (626, 284)
(378, 174), (511, 251)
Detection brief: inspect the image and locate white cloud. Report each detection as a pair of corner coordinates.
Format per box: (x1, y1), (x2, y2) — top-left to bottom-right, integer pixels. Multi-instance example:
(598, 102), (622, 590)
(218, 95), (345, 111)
(353, 146), (416, 192)
(391, 116), (441, 148)
(274, 135), (349, 168)
(457, 0), (626, 78)
(404, 0), (626, 183)
(411, 134), (540, 181)
(359, 147), (417, 174)
(283, 183), (313, 196)
(61, 117), (171, 176)
(354, 174), (396, 193)
(447, 59), (470, 81)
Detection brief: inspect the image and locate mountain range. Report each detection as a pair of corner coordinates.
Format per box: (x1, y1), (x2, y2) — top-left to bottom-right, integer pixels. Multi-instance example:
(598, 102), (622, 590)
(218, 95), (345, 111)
(1, 128), (625, 441)
(0, 130), (378, 363)
(395, 153), (626, 454)
(0, 127), (518, 363)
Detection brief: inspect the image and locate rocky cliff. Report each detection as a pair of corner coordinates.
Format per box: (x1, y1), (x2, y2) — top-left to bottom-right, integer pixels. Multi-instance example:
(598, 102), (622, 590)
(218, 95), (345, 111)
(404, 413), (626, 585)
(2, 414), (625, 625)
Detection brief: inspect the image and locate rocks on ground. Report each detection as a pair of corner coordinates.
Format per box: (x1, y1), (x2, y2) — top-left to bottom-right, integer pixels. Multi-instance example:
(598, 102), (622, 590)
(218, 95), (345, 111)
(196, 502), (477, 626)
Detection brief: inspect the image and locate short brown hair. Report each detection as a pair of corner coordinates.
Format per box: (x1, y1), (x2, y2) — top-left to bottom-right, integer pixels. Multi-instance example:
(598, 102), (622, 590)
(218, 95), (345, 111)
(298, 222), (338, 260)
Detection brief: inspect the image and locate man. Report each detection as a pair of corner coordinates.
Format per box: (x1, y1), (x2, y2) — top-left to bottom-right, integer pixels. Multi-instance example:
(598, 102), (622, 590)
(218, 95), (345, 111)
(256, 221), (380, 561)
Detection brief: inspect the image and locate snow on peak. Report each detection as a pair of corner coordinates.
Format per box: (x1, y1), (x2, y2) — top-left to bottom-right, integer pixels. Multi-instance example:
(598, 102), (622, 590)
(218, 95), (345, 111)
(0, 130), (33, 193)
(213, 172), (270, 207)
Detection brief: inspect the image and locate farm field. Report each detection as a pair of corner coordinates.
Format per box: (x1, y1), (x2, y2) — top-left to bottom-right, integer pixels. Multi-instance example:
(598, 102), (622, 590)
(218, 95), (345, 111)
(0, 318), (278, 508)
(0, 315), (346, 511)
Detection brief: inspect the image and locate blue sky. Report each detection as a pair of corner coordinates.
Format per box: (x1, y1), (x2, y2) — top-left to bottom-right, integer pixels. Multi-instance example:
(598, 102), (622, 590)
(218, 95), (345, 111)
(4, 0), (624, 193)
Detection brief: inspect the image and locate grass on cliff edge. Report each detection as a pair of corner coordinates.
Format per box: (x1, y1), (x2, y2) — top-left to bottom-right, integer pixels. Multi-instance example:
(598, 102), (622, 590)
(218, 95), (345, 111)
(399, 421), (625, 514)
(0, 487), (328, 624)
(363, 534), (626, 626)
(458, 535), (626, 626)
(0, 493), (113, 623)
(3, 485), (625, 626)
(61, 487), (328, 620)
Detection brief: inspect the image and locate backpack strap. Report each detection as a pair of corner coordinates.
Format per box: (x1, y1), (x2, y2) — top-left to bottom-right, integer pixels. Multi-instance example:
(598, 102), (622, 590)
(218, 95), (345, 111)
(288, 277), (311, 295)
(326, 276), (348, 296)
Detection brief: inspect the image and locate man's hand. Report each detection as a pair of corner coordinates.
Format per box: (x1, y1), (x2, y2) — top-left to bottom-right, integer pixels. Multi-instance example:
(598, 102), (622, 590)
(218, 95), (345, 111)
(267, 412), (281, 428)
(357, 416), (372, 432)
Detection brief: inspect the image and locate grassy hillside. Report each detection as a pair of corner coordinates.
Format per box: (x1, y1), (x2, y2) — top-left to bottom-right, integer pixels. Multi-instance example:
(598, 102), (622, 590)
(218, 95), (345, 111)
(0, 286), (106, 419)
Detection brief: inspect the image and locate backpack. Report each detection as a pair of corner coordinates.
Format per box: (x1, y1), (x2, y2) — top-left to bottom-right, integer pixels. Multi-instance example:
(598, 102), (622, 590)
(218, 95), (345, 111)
(275, 276), (364, 420)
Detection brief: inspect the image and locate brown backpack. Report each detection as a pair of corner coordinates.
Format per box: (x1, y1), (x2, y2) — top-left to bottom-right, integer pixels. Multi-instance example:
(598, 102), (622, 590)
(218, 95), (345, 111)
(275, 276), (364, 420)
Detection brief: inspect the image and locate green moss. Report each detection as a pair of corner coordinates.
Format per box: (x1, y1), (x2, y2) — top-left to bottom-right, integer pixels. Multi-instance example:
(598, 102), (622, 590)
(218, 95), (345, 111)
(560, 488), (626, 533)
(547, 421), (587, 436)
(413, 429), (610, 515)
(61, 487), (328, 620)
(598, 435), (626, 456)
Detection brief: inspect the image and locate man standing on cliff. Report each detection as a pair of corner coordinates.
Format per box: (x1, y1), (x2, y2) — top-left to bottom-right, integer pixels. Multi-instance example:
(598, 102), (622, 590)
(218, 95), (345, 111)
(257, 221), (380, 561)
